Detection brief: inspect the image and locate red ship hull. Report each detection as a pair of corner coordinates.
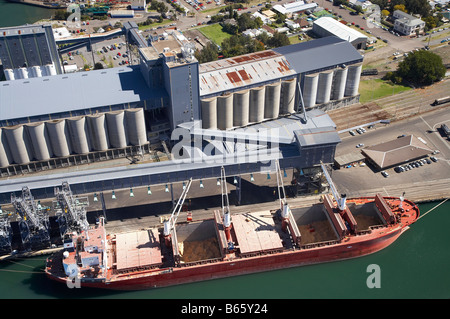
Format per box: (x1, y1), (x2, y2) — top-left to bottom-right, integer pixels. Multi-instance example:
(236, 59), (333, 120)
(47, 223), (406, 290)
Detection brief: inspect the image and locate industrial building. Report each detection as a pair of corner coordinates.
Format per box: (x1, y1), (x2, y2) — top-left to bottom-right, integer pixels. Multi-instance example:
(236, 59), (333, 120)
(362, 135), (432, 170)
(313, 17), (368, 50)
(0, 26), (364, 202)
(0, 24), (63, 81)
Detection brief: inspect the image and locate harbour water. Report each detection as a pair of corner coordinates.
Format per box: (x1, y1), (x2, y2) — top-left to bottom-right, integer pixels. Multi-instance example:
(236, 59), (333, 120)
(0, 200), (448, 299)
(0, 0), (54, 28)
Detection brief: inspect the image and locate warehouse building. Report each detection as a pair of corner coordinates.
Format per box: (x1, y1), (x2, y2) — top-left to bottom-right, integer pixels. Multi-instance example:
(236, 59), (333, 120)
(313, 17), (368, 50)
(362, 135), (432, 170)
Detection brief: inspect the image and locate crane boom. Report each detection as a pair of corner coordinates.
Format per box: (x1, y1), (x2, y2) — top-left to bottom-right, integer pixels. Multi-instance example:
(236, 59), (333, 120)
(164, 178), (193, 235)
(320, 162), (346, 211)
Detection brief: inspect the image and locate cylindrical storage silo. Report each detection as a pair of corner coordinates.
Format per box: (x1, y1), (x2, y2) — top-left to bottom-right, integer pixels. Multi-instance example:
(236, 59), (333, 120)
(280, 78), (296, 115)
(125, 108), (147, 145)
(67, 116), (90, 154)
(4, 69), (14, 81)
(27, 67), (36, 78)
(233, 90), (249, 127)
(18, 67), (28, 79)
(201, 97), (217, 129)
(332, 67), (348, 100)
(106, 111), (128, 149)
(0, 129), (12, 167)
(217, 94), (233, 130)
(316, 70), (334, 104)
(3, 125), (31, 164)
(344, 64), (362, 97)
(25, 122), (53, 161)
(264, 81), (281, 120)
(45, 64), (57, 76)
(33, 66), (42, 78)
(249, 86), (265, 123)
(302, 73), (319, 108)
(87, 113), (109, 151)
(46, 120), (71, 157)
(13, 68), (23, 80)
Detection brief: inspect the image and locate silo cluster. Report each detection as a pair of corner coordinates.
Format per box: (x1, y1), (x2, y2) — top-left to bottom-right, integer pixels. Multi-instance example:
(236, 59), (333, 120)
(201, 78), (297, 130)
(0, 108), (147, 167)
(4, 64), (57, 81)
(303, 63), (362, 109)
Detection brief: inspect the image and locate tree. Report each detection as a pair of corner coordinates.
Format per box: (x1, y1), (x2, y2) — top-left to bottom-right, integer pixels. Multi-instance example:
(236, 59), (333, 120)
(396, 50), (446, 86)
(267, 32), (290, 48)
(94, 62), (104, 70)
(393, 4), (406, 12)
(194, 42), (219, 63)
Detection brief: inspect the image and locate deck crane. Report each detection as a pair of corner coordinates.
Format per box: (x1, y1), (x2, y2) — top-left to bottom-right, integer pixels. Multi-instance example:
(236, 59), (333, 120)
(220, 167), (233, 244)
(320, 162), (347, 211)
(163, 178), (193, 248)
(53, 181), (89, 238)
(11, 186), (50, 250)
(320, 162), (357, 233)
(275, 160), (292, 232)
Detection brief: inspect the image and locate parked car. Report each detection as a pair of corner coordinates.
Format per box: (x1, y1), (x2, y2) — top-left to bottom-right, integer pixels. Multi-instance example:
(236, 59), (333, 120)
(356, 143), (364, 148)
(381, 171), (389, 177)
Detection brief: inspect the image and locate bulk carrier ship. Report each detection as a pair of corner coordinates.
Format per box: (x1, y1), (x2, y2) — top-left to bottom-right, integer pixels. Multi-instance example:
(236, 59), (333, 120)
(45, 163), (420, 290)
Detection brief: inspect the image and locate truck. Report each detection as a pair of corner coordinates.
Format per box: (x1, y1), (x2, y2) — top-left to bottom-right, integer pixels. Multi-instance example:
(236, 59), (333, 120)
(432, 96), (450, 106)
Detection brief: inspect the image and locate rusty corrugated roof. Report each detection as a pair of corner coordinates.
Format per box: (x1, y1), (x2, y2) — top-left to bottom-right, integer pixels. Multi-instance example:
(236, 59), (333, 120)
(199, 49), (296, 96)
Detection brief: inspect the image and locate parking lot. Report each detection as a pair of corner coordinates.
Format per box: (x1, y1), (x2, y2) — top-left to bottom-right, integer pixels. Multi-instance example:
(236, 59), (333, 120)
(61, 34), (140, 71)
(333, 107), (450, 197)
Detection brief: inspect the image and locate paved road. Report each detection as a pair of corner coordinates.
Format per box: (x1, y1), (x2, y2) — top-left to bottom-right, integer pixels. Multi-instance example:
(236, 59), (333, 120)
(333, 107), (450, 198)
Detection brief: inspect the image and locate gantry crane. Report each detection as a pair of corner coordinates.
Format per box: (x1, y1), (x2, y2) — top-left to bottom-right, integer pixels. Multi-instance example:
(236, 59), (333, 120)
(53, 181), (89, 238)
(11, 186), (50, 250)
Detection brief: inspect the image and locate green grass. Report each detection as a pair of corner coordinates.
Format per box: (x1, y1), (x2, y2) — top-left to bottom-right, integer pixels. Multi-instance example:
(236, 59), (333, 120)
(359, 79), (412, 104)
(198, 23), (232, 46)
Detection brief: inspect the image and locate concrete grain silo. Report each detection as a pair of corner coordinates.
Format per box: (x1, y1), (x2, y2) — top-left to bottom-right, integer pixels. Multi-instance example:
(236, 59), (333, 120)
(125, 108), (147, 145)
(87, 113), (109, 152)
(344, 64), (362, 97)
(249, 86), (265, 123)
(46, 120), (72, 157)
(316, 71), (333, 104)
(280, 78), (296, 115)
(331, 67), (348, 101)
(106, 111), (128, 149)
(264, 81), (281, 120)
(0, 129), (12, 167)
(25, 122), (53, 161)
(233, 90), (249, 127)
(217, 94), (233, 130)
(201, 97), (217, 130)
(3, 125), (32, 164)
(302, 73), (319, 108)
(67, 116), (90, 154)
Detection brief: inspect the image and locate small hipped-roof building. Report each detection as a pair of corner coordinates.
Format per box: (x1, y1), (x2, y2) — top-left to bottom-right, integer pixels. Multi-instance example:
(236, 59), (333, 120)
(362, 135), (432, 170)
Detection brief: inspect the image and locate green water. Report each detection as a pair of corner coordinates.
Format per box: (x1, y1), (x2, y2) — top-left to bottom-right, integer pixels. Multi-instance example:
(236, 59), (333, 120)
(0, 0), (55, 28)
(0, 200), (449, 299)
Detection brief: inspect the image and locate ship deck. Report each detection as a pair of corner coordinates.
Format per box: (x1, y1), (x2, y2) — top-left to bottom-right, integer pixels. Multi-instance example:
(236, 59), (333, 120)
(232, 212), (284, 255)
(114, 229), (163, 271)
